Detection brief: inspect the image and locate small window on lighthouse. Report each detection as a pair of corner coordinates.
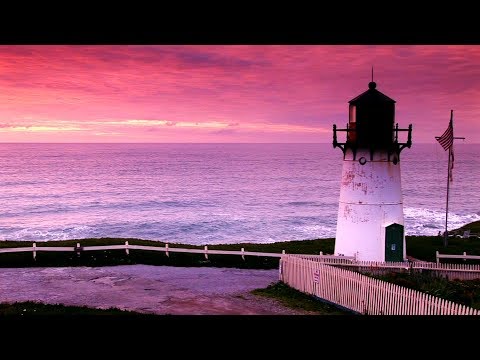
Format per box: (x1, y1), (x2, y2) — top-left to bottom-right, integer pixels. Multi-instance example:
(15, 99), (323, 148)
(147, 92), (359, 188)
(349, 105), (356, 123)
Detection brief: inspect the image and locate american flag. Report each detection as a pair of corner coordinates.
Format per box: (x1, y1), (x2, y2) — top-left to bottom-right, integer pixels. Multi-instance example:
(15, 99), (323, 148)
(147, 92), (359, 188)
(436, 111), (454, 181)
(436, 118), (453, 151)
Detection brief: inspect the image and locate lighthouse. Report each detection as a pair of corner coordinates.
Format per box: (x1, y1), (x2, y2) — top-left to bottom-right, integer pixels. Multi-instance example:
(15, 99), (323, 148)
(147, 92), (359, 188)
(333, 80), (412, 262)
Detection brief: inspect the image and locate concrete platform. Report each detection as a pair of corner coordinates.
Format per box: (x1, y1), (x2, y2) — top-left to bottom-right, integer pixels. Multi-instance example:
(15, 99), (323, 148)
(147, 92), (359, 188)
(0, 265), (312, 315)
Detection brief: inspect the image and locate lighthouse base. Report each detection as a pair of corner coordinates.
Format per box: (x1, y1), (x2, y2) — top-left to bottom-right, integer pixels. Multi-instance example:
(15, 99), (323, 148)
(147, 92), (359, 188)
(334, 149), (406, 262)
(335, 203), (405, 262)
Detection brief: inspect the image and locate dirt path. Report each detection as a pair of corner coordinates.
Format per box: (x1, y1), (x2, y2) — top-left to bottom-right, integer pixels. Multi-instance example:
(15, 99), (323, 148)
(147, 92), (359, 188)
(0, 265), (312, 315)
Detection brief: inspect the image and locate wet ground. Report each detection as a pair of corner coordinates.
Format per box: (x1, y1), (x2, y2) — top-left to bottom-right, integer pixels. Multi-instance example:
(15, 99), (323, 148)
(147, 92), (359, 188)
(0, 265), (312, 315)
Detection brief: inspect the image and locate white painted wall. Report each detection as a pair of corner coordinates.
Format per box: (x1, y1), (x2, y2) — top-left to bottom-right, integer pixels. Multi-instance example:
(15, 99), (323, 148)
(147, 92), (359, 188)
(334, 148), (406, 261)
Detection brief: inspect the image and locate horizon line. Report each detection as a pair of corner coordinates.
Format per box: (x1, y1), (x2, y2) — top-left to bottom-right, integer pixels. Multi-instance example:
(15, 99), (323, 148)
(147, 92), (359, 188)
(0, 142), (478, 145)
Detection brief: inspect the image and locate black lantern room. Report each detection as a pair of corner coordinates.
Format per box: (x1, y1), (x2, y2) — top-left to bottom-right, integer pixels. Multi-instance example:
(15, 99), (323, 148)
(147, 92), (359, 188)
(333, 81), (412, 162)
(348, 81), (395, 148)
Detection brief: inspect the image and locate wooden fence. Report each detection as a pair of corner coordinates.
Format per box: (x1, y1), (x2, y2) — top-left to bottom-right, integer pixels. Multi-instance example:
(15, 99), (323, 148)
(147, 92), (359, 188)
(0, 241), (354, 262)
(436, 251), (480, 264)
(2, 242), (480, 280)
(280, 255), (480, 315)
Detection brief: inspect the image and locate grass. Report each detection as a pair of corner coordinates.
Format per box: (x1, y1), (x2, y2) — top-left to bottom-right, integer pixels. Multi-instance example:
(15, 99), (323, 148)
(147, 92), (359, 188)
(0, 232), (480, 269)
(251, 282), (351, 315)
(457, 220), (480, 234)
(0, 237), (335, 253)
(0, 220), (478, 268)
(0, 301), (153, 317)
(0, 237), (335, 269)
(0, 233), (478, 268)
(407, 234), (480, 263)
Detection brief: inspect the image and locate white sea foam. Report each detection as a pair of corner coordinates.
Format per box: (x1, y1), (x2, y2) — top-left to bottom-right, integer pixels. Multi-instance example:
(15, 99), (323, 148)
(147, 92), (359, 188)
(8, 226), (95, 241)
(293, 224), (336, 239)
(404, 207), (480, 236)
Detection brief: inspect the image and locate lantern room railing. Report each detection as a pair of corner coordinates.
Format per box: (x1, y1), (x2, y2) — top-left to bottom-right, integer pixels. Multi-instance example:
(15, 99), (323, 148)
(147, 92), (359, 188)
(333, 123), (412, 161)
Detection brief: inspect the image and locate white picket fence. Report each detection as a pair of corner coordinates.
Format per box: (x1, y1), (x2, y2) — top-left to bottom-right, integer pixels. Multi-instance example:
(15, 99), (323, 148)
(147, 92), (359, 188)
(411, 261), (480, 280)
(280, 255), (480, 315)
(295, 255), (480, 280)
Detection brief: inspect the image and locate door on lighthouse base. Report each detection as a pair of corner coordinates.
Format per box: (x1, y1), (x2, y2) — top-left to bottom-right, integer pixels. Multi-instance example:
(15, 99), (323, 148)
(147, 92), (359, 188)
(385, 223), (404, 262)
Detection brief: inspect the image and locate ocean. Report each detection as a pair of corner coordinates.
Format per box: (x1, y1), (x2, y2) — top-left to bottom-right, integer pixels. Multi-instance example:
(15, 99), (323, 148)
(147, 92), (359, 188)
(0, 143), (478, 244)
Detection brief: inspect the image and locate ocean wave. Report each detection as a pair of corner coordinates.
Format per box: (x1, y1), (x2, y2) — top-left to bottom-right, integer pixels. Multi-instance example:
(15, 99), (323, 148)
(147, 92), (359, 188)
(1, 144), (479, 244)
(404, 207), (480, 236)
(285, 201), (320, 206)
(5, 226), (96, 241)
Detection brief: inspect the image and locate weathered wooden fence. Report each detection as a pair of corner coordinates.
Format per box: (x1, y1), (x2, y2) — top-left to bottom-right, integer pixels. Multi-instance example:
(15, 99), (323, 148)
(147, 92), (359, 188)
(2, 242), (480, 280)
(0, 241), (355, 262)
(436, 251), (480, 264)
(280, 255), (480, 315)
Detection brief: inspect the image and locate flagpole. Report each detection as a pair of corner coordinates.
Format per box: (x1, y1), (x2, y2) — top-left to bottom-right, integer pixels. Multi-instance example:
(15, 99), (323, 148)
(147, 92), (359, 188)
(444, 145), (451, 247)
(436, 110), (465, 247)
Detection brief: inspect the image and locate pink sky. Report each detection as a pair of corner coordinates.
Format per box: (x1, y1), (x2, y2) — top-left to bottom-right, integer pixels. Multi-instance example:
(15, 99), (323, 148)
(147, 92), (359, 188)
(0, 45), (478, 143)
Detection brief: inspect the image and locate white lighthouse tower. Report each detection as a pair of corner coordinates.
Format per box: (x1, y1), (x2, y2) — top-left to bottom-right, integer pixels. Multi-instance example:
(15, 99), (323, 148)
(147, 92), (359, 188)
(333, 80), (412, 262)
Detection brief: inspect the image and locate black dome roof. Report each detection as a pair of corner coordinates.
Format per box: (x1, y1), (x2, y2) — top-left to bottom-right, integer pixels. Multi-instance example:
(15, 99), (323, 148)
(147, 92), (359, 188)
(349, 82), (396, 104)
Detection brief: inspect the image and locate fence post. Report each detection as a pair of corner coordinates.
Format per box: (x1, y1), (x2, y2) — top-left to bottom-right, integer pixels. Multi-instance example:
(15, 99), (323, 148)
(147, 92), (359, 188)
(241, 247), (245, 261)
(125, 241), (129, 255)
(33, 242), (36, 261)
(278, 257), (283, 281)
(204, 245), (208, 260)
(165, 243), (169, 257)
(436, 251), (439, 264)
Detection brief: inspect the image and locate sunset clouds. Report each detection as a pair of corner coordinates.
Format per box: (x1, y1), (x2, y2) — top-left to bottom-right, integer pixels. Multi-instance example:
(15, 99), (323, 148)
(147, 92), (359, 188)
(0, 45), (478, 143)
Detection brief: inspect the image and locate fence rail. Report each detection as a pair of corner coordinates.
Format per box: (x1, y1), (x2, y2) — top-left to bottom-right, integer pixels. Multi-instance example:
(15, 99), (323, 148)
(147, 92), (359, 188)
(0, 241), (354, 262)
(280, 255), (480, 315)
(4, 242), (480, 279)
(436, 251), (480, 264)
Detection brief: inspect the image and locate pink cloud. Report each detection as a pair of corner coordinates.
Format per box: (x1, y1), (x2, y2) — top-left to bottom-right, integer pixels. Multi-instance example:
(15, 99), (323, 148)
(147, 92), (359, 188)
(0, 45), (478, 143)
